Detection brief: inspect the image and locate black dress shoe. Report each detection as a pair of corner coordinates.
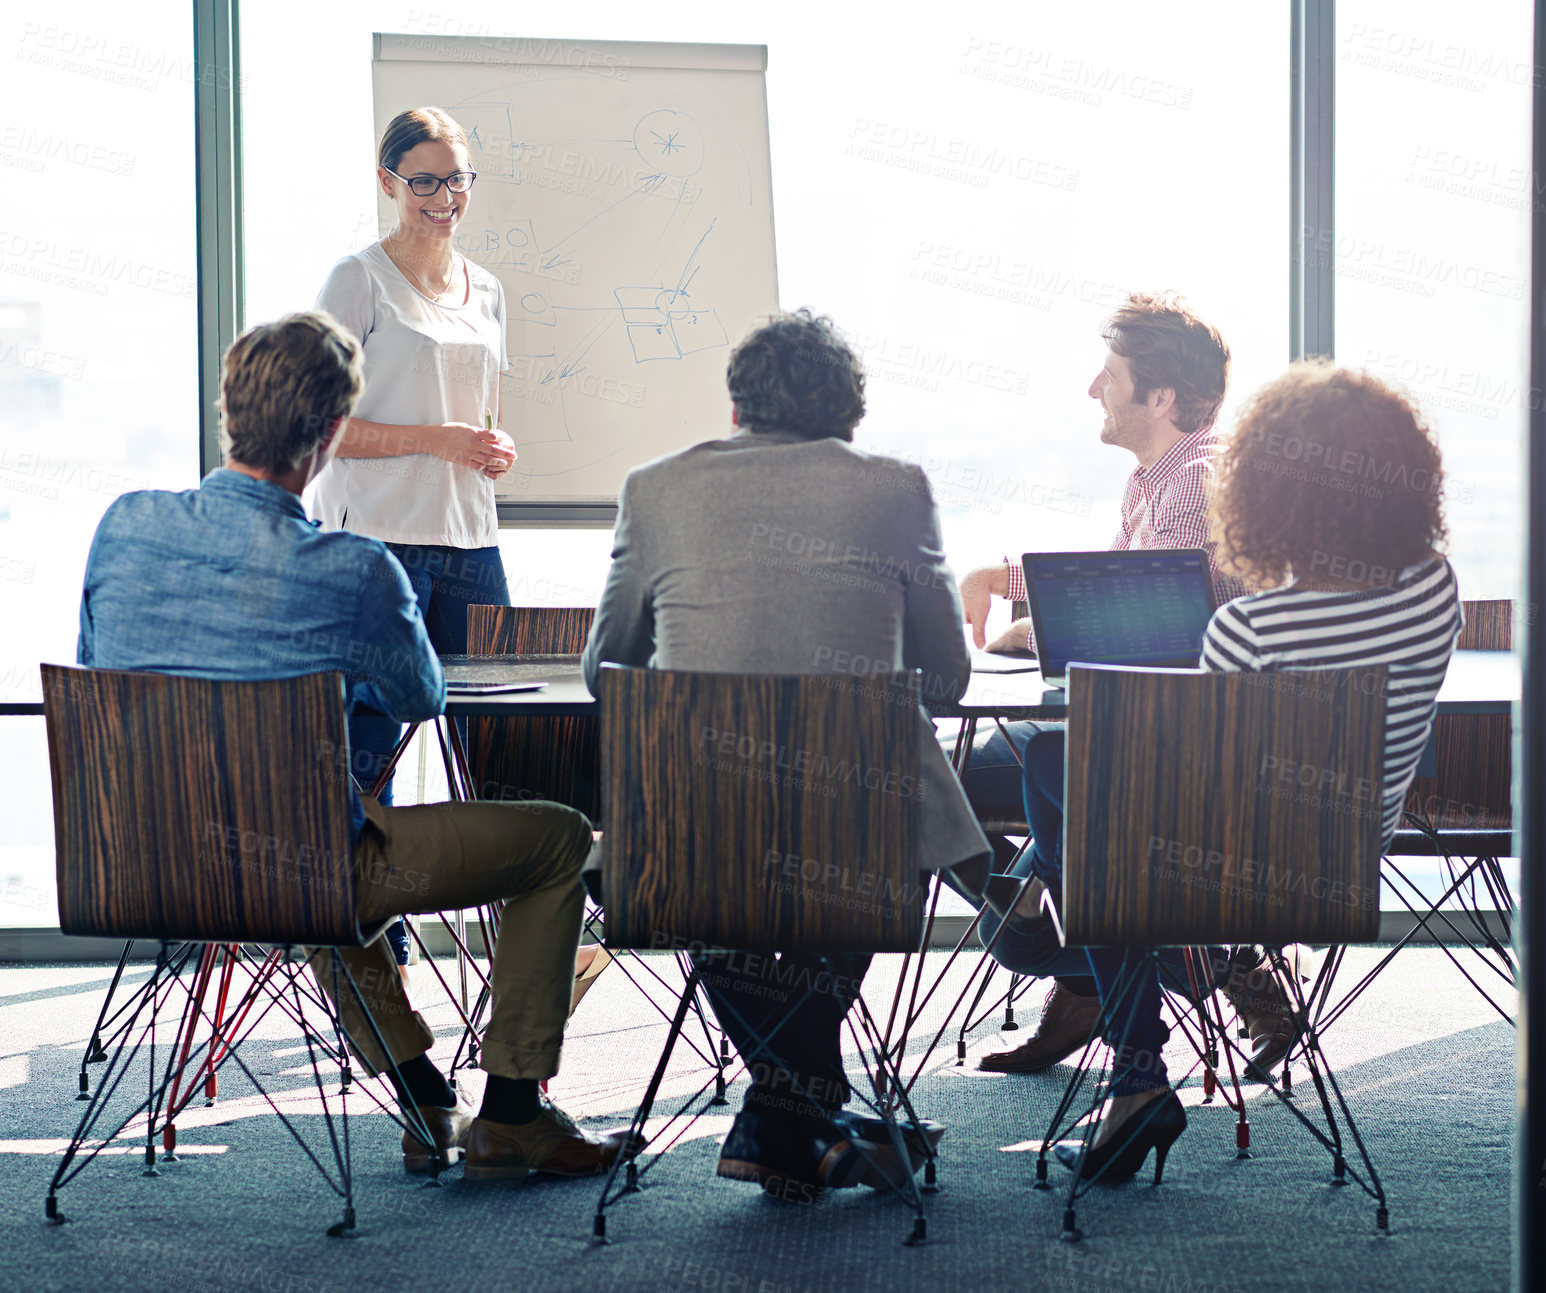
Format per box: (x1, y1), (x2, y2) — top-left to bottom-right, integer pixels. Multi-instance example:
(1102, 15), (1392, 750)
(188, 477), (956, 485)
(716, 1109), (864, 1202)
(1052, 1090), (1186, 1185)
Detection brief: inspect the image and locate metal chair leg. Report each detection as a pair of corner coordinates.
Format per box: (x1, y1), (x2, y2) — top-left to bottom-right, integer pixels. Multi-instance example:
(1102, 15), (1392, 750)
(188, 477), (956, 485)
(593, 968), (703, 1243)
(1003, 974), (1021, 1031)
(78, 940), (133, 1099)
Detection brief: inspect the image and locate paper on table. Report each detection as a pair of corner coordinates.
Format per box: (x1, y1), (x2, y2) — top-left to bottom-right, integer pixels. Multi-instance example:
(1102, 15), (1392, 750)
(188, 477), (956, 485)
(968, 652), (1038, 675)
(444, 681), (548, 694)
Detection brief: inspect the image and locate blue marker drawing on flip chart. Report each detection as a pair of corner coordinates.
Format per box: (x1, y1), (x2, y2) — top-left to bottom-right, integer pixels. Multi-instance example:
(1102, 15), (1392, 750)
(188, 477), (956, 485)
(453, 104), (740, 452)
(372, 36), (778, 504)
(633, 108), (705, 177)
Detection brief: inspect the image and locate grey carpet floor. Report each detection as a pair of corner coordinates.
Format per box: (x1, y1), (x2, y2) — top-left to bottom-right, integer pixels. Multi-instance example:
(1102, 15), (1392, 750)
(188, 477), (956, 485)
(0, 947), (1516, 1293)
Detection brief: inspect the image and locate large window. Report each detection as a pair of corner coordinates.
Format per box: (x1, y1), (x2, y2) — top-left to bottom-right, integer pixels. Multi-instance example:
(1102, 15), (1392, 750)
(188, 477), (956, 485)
(0, 1), (199, 923)
(1336, 0), (1531, 599)
(2, 1), (1529, 925)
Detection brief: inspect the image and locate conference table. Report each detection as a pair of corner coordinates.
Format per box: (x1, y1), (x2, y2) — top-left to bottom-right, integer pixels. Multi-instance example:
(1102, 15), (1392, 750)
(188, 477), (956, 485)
(0, 647), (1519, 725)
(439, 654), (595, 717)
(432, 647), (1518, 722)
(382, 649), (1520, 855)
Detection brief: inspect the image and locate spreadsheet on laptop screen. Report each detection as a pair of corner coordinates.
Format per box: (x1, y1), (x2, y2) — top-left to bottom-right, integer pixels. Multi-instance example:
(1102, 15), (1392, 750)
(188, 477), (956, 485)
(1027, 550), (1216, 672)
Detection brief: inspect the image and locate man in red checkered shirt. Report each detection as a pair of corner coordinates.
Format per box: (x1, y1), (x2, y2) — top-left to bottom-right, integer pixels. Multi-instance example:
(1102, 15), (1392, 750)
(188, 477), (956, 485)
(960, 292), (1241, 655)
(951, 292), (1242, 1074)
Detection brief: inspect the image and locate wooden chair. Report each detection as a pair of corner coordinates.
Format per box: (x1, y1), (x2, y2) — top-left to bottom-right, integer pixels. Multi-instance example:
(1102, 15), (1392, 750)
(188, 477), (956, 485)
(1041, 662), (1389, 1241)
(465, 605), (599, 816)
(1400, 598), (1511, 842)
(40, 664), (433, 1236)
(1323, 599), (1518, 1027)
(592, 665), (933, 1245)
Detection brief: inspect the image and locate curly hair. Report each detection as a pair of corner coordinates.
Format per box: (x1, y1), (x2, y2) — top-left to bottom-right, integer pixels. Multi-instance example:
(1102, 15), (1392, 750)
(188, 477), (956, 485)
(726, 309), (866, 441)
(1210, 363), (1447, 591)
(1103, 291), (1230, 434)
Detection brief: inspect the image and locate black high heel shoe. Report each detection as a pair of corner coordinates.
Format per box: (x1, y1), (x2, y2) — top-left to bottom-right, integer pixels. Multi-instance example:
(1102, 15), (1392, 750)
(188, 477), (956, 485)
(1052, 1090), (1186, 1185)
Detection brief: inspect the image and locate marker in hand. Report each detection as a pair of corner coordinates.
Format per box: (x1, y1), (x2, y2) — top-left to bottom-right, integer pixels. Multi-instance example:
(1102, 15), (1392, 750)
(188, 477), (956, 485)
(483, 407), (516, 479)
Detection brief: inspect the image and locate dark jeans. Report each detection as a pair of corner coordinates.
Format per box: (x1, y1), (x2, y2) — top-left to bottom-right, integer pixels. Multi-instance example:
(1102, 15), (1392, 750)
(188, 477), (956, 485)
(954, 720), (1060, 826)
(348, 542), (511, 965)
(941, 718), (1091, 980)
(1020, 729), (1228, 1097)
(692, 951), (872, 1122)
(972, 847), (1109, 982)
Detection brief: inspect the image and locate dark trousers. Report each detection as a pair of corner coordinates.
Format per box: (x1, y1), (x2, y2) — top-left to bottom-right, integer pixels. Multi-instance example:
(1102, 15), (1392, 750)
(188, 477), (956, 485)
(348, 542), (511, 964)
(973, 845), (1110, 981)
(955, 719), (1059, 825)
(692, 951), (872, 1121)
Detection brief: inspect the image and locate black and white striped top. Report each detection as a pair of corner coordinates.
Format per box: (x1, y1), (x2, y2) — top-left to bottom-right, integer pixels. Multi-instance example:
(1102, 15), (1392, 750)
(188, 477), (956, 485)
(1200, 557), (1463, 849)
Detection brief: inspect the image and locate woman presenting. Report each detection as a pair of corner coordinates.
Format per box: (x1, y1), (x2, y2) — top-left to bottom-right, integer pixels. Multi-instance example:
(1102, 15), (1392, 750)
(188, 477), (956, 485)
(313, 106), (517, 976)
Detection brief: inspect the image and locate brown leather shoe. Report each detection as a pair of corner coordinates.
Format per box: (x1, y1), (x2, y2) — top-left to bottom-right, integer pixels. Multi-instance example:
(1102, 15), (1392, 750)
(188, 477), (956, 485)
(462, 1100), (638, 1181)
(1222, 950), (1304, 1079)
(978, 980), (1102, 1073)
(402, 1100), (474, 1174)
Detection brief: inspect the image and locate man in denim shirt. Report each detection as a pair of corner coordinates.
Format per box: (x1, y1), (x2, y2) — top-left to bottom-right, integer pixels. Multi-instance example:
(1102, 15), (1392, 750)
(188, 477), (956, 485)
(77, 312), (626, 1181)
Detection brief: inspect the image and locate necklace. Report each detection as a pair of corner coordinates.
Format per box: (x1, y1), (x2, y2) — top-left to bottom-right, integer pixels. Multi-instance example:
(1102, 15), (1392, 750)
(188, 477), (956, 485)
(385, 234), (458, 302)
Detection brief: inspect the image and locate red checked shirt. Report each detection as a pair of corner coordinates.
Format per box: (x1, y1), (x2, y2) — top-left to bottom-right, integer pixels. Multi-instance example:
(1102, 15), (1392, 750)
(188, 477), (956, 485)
(1004, 430), (1246, 648)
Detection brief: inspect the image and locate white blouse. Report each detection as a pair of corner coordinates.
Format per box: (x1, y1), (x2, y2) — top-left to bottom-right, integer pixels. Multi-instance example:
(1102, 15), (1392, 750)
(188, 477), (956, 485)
(309, 241), (507, 547)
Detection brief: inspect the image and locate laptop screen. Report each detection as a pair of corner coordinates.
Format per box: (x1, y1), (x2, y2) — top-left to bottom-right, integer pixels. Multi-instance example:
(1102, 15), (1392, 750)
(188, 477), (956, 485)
(1022, 549), (1218, 679)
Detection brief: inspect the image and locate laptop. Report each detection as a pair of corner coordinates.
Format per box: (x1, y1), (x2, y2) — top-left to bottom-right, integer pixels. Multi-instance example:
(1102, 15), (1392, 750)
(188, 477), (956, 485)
(1021, 549), (1218, 685)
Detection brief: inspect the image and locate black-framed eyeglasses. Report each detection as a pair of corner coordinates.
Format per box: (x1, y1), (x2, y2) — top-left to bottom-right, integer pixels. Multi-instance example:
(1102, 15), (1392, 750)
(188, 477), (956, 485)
(385, 167), (477, 197)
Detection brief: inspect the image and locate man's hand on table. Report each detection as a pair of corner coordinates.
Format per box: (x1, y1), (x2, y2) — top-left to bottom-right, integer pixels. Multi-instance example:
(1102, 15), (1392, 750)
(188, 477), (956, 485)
(984, 618), (1035, 657)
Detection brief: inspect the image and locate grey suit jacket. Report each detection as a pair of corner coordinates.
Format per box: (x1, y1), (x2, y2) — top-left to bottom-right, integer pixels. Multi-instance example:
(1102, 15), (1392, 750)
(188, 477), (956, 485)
(582, 429), (991, 873)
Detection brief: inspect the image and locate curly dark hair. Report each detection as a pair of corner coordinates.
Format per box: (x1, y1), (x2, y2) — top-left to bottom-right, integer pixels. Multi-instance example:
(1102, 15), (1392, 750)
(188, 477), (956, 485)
(726, 309), (866, 440)
(1103, 291), (1230, 434)
(1210, 363), (1448, 591)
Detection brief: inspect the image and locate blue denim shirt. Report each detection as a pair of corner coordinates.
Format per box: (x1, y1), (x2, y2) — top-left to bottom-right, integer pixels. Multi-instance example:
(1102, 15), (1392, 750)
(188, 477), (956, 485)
(77, 469), (446, 842)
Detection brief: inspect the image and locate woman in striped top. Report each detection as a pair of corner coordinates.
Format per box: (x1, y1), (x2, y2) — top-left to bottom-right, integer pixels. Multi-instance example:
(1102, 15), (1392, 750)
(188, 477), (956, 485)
(1203, 370), (1462, 851)
(1025, 362), (1461, 1185)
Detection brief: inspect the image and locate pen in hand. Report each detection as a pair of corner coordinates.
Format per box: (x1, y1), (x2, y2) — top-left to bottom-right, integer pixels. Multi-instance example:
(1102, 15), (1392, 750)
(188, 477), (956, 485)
(483, 407), (516, 479)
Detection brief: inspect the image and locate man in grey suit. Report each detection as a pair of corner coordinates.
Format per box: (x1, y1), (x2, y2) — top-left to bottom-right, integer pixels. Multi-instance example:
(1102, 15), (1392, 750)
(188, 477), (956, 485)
(583, 309), (989, 1200)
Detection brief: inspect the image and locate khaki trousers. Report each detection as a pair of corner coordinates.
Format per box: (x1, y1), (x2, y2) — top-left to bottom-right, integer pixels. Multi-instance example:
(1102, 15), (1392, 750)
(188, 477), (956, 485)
(307, 794), (591, 1082)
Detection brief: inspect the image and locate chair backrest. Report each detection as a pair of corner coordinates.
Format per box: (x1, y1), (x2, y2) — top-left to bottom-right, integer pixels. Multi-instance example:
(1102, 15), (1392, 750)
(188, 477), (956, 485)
(467, 604), (596, 656)
(42, 665), (362, 947)
(465, 605), (600, 818)
(1062, 663), (1387, 947)
(599, 666), (924, 954)
(1402, 598), (1512, 831)
(1457, 599), (1512, 652)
